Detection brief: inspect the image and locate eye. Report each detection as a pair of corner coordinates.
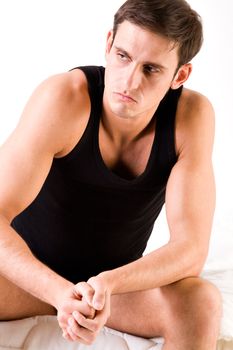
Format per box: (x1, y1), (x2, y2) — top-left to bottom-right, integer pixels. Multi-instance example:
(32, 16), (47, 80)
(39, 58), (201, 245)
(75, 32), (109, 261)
(143, 65), (160, 74)
(117, 52), (128, 61)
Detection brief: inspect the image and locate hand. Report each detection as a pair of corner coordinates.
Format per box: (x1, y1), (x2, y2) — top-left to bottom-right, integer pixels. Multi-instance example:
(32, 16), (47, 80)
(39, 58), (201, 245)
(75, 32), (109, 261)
(56, 282), (96, 343)
(64, 275), (112, 345)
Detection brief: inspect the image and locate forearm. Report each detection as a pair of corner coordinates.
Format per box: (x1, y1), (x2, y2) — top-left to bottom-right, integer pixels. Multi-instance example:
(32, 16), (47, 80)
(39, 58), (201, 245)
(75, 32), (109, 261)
(100, 240), (205, 295)
(0, 215), (72, 307)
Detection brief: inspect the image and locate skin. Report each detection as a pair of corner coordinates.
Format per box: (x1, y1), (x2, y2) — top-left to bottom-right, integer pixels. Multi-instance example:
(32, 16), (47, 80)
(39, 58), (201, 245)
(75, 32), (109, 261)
(0, 21), (221, 349)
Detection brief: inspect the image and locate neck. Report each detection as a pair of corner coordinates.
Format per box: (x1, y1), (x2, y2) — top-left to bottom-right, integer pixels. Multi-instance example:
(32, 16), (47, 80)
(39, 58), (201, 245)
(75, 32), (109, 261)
(102, 100), (158, 148)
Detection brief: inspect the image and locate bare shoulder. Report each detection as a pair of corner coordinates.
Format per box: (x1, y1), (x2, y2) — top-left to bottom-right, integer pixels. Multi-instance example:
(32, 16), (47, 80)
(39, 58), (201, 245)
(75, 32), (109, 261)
(13, 68), (90, 157)
(178, 87), (214, 117)
(175, 87), (215, 159)
(0, 69), (90, 219)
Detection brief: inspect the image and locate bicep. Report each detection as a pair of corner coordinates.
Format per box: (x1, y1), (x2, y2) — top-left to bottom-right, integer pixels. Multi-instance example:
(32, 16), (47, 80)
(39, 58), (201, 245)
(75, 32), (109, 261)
(0, 76), (70, 222)
(165, 158), (215, 248)
(0, 129), (54, 222)
(165, 91), (215, 257)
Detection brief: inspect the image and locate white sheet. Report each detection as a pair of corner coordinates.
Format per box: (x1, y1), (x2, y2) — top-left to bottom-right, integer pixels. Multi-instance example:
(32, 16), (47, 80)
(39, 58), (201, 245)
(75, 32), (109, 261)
(0, 214), (232, 349)
(1, 222), (232, 349)
(202, 268), (233, 342)
(202, 212), (233, 342)
(0, 268), (232, 350)
(0, 316), (164, 350)
(0, 314), (232, 350)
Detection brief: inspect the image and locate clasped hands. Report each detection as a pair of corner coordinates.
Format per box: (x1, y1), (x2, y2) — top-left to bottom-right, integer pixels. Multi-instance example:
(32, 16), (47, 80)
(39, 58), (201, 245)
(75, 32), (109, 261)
(57, 275), (111, 345)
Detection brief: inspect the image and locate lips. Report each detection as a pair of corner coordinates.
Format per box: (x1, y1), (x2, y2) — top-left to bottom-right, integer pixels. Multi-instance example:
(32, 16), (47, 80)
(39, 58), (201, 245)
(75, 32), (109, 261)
(114, 92), (137, 103)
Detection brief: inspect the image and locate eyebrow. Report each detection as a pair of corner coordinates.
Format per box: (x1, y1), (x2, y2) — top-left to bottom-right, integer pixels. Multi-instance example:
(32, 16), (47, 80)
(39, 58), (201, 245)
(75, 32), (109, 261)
(114, 45), (167, 70)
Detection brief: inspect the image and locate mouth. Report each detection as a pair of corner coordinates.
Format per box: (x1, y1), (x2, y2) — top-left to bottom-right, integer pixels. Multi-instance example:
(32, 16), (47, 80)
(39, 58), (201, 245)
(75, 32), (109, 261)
(113, 92), (137, 103)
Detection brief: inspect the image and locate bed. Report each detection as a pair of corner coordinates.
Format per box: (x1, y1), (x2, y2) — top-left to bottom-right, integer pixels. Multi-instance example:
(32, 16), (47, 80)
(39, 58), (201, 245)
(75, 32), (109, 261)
(0, 301), (231, 350)
(0, 0), (232, 348)
(0, 262), (232, 348)
(0, 212), (232, 349)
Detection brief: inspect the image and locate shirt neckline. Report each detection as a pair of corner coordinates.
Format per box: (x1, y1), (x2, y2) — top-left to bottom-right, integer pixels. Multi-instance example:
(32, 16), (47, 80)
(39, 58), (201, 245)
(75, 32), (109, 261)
(93, 111), (159, 185)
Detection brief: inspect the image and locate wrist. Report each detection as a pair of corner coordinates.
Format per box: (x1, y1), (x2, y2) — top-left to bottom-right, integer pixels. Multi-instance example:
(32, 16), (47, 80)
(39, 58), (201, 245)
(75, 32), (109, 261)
(50, 278), (74, 310)
(97, 270), (116, 295)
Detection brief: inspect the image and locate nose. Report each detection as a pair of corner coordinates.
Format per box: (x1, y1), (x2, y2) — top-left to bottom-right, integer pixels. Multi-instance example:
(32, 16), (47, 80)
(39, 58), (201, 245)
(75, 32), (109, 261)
(124, 65), (142, 92)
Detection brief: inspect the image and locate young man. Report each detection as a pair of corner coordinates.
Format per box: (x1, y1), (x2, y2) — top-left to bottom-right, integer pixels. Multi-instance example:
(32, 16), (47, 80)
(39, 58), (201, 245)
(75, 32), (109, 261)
(0, 0), (221, 349)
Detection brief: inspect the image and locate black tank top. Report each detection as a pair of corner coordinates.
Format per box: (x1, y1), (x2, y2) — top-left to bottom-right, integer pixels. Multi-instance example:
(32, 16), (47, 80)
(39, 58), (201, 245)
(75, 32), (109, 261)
(12, 66), (182, 283)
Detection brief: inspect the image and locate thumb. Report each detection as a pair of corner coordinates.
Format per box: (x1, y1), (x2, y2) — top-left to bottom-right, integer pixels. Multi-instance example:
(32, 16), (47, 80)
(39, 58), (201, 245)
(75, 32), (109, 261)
(88, 277), (106, 310)
(93, 290), (106, 311)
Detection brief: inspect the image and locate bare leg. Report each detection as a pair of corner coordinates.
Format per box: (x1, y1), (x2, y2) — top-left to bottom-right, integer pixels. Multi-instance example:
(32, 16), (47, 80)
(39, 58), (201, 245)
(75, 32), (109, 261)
(0, 274), (56, 320)
(0, 274), (222, 349)
(106, 277), (222, 350)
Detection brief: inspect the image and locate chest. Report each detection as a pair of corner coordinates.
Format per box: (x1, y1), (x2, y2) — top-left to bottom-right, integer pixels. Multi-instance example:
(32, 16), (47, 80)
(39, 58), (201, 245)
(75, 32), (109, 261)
(98, 127), (156, 180)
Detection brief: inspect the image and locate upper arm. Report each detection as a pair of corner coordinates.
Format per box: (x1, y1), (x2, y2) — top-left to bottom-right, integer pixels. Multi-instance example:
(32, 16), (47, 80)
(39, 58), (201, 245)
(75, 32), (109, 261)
(165, 89), (215, 263)
(0, 70), (89, 222)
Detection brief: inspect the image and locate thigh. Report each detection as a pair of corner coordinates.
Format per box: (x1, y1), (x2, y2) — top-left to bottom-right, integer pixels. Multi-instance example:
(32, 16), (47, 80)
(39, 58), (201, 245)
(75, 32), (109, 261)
(106, 276), (221, 339)
(0, 274), (56, 320)
(106, 287), (168, 338)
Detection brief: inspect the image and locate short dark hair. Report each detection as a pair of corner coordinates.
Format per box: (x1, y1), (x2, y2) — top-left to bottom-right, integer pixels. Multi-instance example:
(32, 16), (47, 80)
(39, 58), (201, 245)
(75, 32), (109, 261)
(113, 0), (203, 68)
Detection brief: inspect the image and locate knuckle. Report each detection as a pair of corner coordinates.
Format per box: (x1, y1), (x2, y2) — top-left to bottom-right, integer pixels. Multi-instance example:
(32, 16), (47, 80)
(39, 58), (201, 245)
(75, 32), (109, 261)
(70, 324), (78, 335)
(76, 281), (85, 288)
(88, 307), (96, 319)
(70, 320), (80, 333)
(74, 312), (81, 322)
(91, 322), (99, 332)
(78, 316), (85, 326)
(67, 330), (75, 341)
(82, 300), (90, 309)
(57, 314), (66, 325)
(87, 289), (94, 296)
(57, 314), (62, 323)
(59, 306), (69, 316)
(58, 322), (66, 330)
(78, 313), (87, 326)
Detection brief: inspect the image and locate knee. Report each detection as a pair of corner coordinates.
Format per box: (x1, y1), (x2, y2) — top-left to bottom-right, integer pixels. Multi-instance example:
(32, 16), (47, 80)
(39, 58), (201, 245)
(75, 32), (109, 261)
(187, 278), (222, 318)
(173, 277), (222, 331)
(161, 277), (222, 346)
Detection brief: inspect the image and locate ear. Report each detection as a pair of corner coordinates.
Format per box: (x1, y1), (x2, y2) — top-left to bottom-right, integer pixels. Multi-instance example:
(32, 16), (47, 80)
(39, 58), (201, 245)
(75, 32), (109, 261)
(171, 63), (192, 89)
(105, 30), (114, 57)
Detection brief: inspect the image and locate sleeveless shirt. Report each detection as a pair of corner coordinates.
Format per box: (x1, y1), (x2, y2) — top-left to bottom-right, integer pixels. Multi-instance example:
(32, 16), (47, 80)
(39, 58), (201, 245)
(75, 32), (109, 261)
(11, 66), (182, 283)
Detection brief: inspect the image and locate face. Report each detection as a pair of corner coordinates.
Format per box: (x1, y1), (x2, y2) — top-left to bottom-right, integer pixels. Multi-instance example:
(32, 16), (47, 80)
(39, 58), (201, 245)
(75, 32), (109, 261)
(104, 21), (191, 121)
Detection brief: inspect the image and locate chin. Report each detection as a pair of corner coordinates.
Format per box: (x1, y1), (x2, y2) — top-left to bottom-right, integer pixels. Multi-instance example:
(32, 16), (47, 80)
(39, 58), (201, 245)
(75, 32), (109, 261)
(110, 103), (136, 120)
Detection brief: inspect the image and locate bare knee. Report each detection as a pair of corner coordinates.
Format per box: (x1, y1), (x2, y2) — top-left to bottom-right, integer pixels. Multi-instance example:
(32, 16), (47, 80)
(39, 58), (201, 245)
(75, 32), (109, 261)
(162, 277), (222, 341)
(179, 278), (222, 321)
(0, 274), (56, 320)
(194, 278), (222, 311)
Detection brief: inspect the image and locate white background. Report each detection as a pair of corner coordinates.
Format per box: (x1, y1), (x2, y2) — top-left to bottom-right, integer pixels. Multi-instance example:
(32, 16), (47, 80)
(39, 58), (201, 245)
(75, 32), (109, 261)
(0, 1), (232, 267)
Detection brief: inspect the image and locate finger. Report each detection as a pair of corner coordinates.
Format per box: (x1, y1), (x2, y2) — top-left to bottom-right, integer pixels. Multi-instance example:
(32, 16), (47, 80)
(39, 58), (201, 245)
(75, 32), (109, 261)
(68, 315), (96, 337)
(72, 311), (99, 333)
(67, 317), (97, 345)
(62, 330), (73, 342)
(91, 284), (106, 311)
(58, 299), (95, 319)
(68, 316), (81, 336)
(66, 321), (87, 343)
(67, 325), (78, 341)
(92, 291), (111, 324)
(73, 282), (94, 306)
(81, 299), (96, 319)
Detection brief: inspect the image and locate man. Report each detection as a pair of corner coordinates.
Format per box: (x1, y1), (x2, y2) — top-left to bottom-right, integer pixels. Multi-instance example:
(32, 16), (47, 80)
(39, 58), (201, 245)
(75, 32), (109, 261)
(0, 0), (221, 349)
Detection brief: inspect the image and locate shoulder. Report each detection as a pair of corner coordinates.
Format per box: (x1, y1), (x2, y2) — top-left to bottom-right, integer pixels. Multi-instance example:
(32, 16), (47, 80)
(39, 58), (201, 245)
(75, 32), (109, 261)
(29, 68), (89, 114)
(175, 87), (215, 159)
(16, 68), (91, 157)
(178, 88), (214, 118)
